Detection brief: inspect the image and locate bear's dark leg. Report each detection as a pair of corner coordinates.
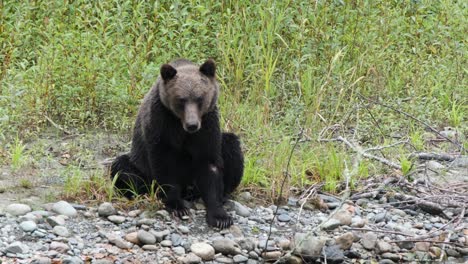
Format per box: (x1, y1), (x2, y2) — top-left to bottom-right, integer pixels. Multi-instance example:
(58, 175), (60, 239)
(110, 154), (147, 198)
(156, 152), (191, 218)
(221, 133), (244, 196)
(195, 163), (233, 229)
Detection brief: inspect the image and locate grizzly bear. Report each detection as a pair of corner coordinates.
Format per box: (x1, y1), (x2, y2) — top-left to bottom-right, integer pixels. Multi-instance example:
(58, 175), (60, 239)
(110, 59), (244, 228)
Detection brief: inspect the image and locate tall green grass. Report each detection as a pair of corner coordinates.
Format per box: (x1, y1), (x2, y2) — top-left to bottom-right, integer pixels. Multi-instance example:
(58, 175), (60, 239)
(1, 0), (466, 195)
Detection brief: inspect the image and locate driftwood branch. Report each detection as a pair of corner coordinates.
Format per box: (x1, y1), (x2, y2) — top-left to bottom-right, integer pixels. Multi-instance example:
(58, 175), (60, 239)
(409, 152), (457, 162)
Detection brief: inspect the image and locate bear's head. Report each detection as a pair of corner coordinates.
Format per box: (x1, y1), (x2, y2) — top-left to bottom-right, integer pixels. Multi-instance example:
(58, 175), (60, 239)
(158, 59), (219, 133)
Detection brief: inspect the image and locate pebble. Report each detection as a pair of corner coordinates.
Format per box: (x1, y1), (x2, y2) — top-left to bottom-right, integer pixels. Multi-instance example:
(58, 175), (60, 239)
(46, 215), (66, 227)
(171, 233), (183, 246)
(124, 232), (139, 244)
(5, 203), (31, 216)
(262, 251), (282, 261)
(107, 215), (126, 224)
(62, 256), (84, 264)
(190, 242), (215, 260)
(5, 241), (30, 254)
(161, 240), (172, 247)
(52, 201), (77, 217)
(173, 246), (185, 255)
(323, 245), (344, 263)
(377, 241), (392, 253)
(178, 253), (202, 264)
(108, 235), (132, 249)
(335, 232), (354, 250)
(53, 225), (70, 237)
(277, 213), (291, 222)
(142, 244), (158, 251)
(232, 201), (251, 217)
(233, 254), (249, 263)
(322, 218), (342, 230)
(137, 230), (156, 245)
(414, 241), (430, 251)
(333, 210), (352, 225)
(19, 220), (37, 232)
(178, 225), (190, 234)
(49, 241), (70, 253)
(213, 238), (241, 255)
(97, 202), (116, 217)
(293, 233), (326, 257)
(362, 232), (378, 250)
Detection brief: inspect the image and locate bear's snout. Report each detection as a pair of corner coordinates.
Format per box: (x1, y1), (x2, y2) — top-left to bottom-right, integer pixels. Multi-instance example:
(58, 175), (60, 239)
(183, 103), (201, 133)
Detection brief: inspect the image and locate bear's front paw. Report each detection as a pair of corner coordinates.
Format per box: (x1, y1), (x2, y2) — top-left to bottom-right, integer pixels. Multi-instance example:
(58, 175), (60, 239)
(207, 209), (233, 229)
(166, 200), (191, 218)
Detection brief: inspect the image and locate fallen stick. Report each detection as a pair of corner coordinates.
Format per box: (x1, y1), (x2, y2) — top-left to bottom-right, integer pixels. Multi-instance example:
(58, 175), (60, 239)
(409, 152), (457, 162)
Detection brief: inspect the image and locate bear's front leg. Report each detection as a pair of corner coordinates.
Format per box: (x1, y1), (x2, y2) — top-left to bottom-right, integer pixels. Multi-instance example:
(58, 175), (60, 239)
(162, 184), (190, 218)
(195, 163), (233, 229)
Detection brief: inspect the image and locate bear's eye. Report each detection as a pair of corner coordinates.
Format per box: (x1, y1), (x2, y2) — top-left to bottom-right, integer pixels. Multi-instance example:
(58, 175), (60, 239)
(196, 97), (203, 107)
(177, 98), (187, 109)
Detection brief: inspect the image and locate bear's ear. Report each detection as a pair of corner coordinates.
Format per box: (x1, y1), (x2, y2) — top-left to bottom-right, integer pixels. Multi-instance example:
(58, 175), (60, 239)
(199, 59), (216, 78)
(160, 64), (177, 81)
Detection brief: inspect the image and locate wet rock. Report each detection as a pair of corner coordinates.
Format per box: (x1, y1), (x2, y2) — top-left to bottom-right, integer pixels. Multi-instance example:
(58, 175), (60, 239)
(190, 242), (215, 260)
(5, 203), (31, 216)
(52, 201), (77, 217)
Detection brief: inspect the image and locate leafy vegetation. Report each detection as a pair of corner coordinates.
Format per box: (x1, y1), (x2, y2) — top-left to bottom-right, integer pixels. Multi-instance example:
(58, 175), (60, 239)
(1, 1), (466, 199)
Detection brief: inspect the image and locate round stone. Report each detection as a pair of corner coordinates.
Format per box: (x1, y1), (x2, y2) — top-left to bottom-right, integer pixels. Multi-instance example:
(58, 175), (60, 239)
(277, 213), (291, 222)
(161, 240), (172, 247)
(98, 202), (116, 217)
(52, 201), (77, 217)
(108, 215), (126, 224)
(190, 242), (215, 260)
(19, 220), (37, 232)
(5, 203), (31, 216)
(53, 225), (70, 237)
(137, 230), (156, 245)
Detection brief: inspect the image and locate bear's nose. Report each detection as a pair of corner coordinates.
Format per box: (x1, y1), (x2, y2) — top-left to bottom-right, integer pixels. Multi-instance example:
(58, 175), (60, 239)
(186, 123), (200, 133)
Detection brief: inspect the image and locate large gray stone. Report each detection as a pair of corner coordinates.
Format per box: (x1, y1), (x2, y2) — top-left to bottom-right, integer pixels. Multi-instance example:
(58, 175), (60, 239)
(190, 242), (215, 260)
(5, 203), (31, 216)
(52, 201), (77, 217)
